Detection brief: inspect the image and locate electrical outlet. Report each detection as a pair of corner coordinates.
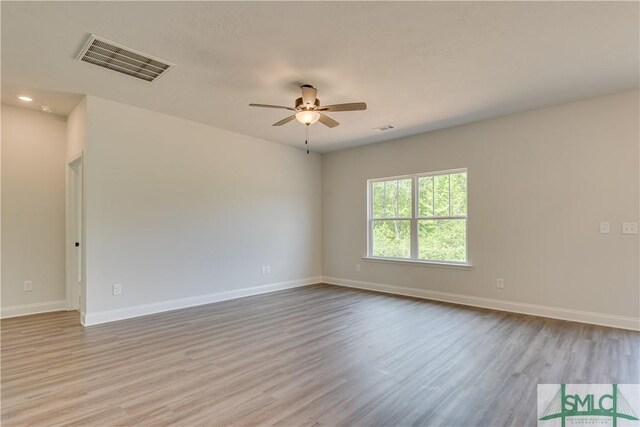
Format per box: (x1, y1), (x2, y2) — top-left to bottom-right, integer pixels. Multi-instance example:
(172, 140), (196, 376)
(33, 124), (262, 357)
(496, 278), (504, 289)
(24, 281), (32, 292)
(599, 222), (610, 234)
(622, 222), (638, 235)
(112, 283), (122, 295)
(355, 264), (361, 272)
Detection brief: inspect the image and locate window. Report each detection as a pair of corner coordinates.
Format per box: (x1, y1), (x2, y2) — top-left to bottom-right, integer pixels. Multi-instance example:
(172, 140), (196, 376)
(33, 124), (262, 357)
(368, 169), (468, 264)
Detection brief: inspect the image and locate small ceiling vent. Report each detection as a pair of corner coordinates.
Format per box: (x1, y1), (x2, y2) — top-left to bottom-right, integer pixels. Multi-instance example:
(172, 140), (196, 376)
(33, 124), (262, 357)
(76, 35), (174, 82)
(372, 125), (395, 132)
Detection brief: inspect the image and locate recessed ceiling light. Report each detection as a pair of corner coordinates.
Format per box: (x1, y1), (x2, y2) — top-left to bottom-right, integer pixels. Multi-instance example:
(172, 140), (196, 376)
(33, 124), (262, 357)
(41, 106), (55, 114)
(18, 95), (33, 102)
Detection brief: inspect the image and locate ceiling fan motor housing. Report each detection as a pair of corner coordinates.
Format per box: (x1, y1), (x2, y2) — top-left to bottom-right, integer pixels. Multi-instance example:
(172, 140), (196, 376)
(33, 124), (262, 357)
(295, 97), (320, 110)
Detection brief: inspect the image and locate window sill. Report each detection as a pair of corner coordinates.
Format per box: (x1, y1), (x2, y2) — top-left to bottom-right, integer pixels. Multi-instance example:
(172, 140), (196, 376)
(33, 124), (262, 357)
(362, 257), (473, 269)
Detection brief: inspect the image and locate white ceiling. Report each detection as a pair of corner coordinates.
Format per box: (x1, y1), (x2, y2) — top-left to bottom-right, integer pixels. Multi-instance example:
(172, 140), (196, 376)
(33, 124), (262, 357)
(2, 1), (638, 152)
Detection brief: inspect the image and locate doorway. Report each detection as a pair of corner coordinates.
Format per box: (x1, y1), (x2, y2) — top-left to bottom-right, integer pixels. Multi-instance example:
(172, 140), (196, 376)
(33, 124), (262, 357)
(66, 155), (83, 311)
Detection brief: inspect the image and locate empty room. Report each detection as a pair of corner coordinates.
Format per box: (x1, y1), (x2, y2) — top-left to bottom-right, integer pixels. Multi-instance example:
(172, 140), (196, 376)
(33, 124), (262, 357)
(1, 1), (639, 426)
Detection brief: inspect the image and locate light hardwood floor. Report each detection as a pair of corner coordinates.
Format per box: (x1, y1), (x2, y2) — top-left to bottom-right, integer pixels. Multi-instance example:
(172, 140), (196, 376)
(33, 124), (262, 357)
(2, 284), (638, 426)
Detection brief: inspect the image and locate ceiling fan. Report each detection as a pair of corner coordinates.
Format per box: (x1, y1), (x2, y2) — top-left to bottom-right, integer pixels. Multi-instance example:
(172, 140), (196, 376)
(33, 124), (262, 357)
(249, 85), (367, 128)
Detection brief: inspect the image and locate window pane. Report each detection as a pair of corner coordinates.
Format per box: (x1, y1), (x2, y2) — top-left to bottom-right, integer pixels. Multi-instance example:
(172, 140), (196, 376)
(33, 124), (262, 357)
(418, 219), (466, 262)
(450, 172), (467, 216)
(372, 220), (411, 258)
(418, 176), (434, 217)
(371, 179), (412, 218)
(434, 174), (450, 217)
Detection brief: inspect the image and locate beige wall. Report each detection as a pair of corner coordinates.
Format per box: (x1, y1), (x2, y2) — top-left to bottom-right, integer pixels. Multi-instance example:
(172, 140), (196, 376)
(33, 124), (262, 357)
(2, 90), (638, 326)
(1, 105), (67, 309)
(83, 96), (322, 319)
(322, 90), (640, 319)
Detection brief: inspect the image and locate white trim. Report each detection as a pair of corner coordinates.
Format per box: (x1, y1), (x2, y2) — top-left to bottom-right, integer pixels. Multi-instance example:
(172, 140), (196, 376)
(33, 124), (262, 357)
(414, 167), (469, 179)
(322, 276), (640, 331)
(362, 256), (472, 269)
(82, 277), (322, 326)
(1, 300), (67, 319)
(67, 152), (83, 165)
(66, 154), (84, 311)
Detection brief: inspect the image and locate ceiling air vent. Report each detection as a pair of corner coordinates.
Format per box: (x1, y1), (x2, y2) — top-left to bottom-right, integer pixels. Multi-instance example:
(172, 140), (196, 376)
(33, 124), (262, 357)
(76, 35), (174, 82)
(372, 125), (395, 132)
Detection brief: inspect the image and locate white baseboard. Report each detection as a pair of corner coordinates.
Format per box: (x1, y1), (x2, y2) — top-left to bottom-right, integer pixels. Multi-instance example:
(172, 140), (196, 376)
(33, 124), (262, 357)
(1, 300), (67, 319)
(9, 277), (636, 331)
(322, 276), (640, 331)
(82, 276), (322, 326)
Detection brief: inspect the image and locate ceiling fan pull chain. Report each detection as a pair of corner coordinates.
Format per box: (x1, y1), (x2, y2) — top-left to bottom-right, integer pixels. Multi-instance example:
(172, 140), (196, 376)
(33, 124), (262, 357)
(305, 124), (310, 154)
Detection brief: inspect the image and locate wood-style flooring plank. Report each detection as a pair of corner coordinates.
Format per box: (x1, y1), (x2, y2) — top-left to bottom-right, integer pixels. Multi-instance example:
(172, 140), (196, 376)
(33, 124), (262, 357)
(2, 284), (638, 426)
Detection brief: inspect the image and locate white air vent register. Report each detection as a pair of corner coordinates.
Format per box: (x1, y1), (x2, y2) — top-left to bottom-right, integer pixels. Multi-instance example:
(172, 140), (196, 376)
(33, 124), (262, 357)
(76, 35), (174, 82)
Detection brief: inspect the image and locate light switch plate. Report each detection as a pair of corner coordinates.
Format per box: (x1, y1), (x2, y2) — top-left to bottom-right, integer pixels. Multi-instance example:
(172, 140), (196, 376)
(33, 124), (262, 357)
(622, 222), (638, 235)
(112, 283), (122, 295)
(600, 222), (610, 234)
(24, 281), (32, 292)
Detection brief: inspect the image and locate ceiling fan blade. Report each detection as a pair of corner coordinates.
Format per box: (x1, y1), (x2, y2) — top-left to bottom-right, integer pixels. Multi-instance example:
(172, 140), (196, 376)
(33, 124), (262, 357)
(249, 103), (295, 111)
(318, 113), (339, 128)
(301, 85), (317, 108)
(272, 115), (296, 126)
(319, 102), (367, 112)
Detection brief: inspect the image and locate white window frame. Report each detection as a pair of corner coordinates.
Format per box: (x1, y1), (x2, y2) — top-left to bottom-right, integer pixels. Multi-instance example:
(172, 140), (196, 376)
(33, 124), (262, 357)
(366, 168), (470, 267)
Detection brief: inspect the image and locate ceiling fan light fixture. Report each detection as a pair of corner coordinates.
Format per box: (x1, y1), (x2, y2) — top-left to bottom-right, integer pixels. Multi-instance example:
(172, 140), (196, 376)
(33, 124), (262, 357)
(295, 110), (320, 125)
(250, 85), (366, 130)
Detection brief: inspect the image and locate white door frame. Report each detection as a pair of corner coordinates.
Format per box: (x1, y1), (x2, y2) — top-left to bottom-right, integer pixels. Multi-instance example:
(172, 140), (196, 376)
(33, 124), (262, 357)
(66, 153), (84, 311)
